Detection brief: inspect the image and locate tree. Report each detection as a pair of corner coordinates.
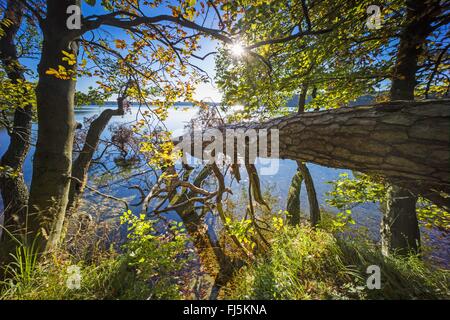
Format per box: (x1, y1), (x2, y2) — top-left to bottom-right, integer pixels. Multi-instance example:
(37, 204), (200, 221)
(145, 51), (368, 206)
(214, 0), (449, 254)
(0, 0), (35, 264)
(382, 0), (443, 256)
(179, 99), (450, 211)
(296, 88), (320, 227)
(26, 0), (81, 252)
(286, 166), (302, 225)
(1, 0), (233, 258)
(1, 0), (448, 265)
(66, 93), (126, 214)
(19, 0), (362, 256)
(215, 0), (400, 228)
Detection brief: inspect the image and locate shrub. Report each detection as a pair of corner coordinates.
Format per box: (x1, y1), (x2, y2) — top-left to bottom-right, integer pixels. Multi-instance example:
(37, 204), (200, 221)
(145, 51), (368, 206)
(0, 210), (194, 300)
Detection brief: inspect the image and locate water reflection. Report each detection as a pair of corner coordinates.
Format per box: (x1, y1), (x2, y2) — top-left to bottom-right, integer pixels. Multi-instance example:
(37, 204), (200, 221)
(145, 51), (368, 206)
(1, 105), (448, 266)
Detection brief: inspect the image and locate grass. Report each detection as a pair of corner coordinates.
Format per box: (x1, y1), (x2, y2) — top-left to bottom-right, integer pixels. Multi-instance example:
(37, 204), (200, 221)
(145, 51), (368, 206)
(0, 209), (194, 300)
(1, 208), (448, 300)
(0, 252), (150, 300)
(223, 224), (450, 300)
(5, 240), (39, 288)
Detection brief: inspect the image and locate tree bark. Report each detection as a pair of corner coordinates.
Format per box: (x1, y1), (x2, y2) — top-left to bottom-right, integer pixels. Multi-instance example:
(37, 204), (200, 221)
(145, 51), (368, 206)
(0, 0), (33, 265)
(381, 0), (442, 256)
(179, 99), (450, 210)
(66, 98), (125, 213)
(389, 0), (440, 101)
(28, 0), (80, 252)
(381, 185), (420, 256)
(167, 165), (238, 298)
(294, 88), (321, 227)
(297, 84), (308, 114)
(297, 161), (320, 226)
(286, 167), (302, 225)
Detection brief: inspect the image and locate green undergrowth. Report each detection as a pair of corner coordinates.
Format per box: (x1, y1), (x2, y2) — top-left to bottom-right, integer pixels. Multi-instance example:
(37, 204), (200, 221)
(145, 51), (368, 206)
(224, 224), (449, 300)
(1, 210), (448, 300)
(0, 211), (194, 300)
(1, 253), (149, 300)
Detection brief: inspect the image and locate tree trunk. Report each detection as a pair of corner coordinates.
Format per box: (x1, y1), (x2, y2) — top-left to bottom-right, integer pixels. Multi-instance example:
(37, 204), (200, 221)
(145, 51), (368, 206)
(381, 0), (442, 256)
(286, 167), (302, 225)
(389, 0), (440, 101)
(297, 161), (320, 226)
(166, 165), (238, 298)
(28, 0), (80, 252)
(381, 185), (420, 256)
(180, 99), (450, 210)
(297, 84), (308, 114)
(291, 84), (321, 226)
(0, 0), (33, 265)
(66, 98), (125, 213)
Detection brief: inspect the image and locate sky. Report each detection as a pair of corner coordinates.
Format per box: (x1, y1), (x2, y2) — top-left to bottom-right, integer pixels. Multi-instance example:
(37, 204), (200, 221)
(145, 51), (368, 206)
(81, 1), (223, 102)
(22, 1), (224, 102)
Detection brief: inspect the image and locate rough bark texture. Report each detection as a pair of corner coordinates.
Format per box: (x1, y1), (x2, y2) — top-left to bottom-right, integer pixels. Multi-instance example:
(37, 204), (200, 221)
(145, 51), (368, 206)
(390, 0), (440, 101)
(297, 161), (320, 226)
(28, 0), (80, 252)
(381, 185), (420, 256)
(273, 100), (450, 209)
(0, 1), (33, 264)
(181, 99), (450, 210)
(66, 98), (125, 213)
(381, 0), (442, 256)
(286, 168), (303, 225)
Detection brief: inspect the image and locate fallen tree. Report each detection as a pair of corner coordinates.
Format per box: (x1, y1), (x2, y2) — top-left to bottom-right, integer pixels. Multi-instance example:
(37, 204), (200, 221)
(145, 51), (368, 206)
(177, 99), (450, 210)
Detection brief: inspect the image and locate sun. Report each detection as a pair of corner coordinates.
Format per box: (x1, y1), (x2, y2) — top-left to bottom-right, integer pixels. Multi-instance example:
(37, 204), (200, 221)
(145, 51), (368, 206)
(230, 42), (245, 57)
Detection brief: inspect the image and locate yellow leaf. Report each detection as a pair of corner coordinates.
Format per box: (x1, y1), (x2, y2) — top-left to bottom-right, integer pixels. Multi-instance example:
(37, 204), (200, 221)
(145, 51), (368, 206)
(45, 68), (58, 75)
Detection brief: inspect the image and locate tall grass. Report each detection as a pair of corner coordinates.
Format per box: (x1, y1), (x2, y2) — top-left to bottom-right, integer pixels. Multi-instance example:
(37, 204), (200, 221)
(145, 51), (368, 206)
(0, 209), (195, 300)
(1, 239), (39, 292)
(224, 225), (449, 300)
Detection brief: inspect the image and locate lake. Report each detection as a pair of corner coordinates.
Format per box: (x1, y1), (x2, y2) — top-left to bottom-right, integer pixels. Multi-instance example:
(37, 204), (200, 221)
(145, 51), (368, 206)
(1, 105), (448, 266)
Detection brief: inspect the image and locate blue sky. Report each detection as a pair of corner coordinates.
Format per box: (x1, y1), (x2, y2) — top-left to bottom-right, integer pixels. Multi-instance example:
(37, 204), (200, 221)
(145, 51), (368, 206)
(21, 1), (223, 102)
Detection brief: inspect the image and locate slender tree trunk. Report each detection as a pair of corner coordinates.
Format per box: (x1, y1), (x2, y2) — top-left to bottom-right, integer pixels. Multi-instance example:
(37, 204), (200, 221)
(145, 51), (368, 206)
(311, 86), (317, 99)
(381, 0), (441, 256)
(0, 1), (33, 265)
(297, 161), (320, 226)
(66, 98), (125, 213)
(28, 0), (80, 252)
(291, 84), (321, 226)
(297, 84), (308, 114)
(389, 0), (440, 101)
(286, 167), (302, 225)
(381, 185), (420, 256)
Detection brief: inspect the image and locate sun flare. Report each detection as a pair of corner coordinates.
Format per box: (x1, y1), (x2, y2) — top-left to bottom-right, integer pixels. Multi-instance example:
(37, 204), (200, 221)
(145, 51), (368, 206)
(230, 42), (245, 57)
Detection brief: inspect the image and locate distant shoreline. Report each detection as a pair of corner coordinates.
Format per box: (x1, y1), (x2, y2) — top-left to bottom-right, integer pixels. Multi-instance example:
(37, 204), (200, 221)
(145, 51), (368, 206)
(100, 101), (220, 106)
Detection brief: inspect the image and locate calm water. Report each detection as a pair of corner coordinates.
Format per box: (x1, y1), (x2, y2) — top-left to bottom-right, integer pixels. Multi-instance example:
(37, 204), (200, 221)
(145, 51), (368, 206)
(1, 105), (448, 266)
